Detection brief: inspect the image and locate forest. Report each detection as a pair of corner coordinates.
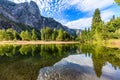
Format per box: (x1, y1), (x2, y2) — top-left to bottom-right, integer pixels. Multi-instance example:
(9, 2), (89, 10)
(79, 8), (120, 43)
(0, 27), (74, 41)
(78, 0), (120, 43)
(0, 0), (119, 43)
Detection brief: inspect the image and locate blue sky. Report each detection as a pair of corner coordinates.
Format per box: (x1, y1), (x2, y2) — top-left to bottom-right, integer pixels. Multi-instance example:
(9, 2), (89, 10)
(10, 0), (120, 29)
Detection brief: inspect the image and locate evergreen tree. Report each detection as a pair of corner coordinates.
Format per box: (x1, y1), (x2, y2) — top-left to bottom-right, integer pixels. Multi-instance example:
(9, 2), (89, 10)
(111, 15), (115, 21)
(114, 0), (120, 5)
(91, 8), (102, 34)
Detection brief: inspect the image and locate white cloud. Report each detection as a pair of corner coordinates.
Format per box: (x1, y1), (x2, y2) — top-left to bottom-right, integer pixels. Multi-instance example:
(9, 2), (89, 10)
(101, 9), (114, 22)
(9, 0), (116, 18)
(69, 0), (115, 12)
(9, 0), (120, 29)
(9, 0), (71, 17)
(65, 8), (116, 29)
(65, 17), (92, 29)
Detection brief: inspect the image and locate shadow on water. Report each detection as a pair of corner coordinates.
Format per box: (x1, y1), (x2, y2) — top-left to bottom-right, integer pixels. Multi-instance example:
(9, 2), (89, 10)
(0, 44), (120, 80)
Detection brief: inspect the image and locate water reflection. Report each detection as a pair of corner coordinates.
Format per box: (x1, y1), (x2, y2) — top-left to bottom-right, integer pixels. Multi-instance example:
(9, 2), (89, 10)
(0, 44), (120, 80)
(38, 54), (120, 80)
(38, 44), (120, 80)
(0, 44), (76, 80)
(79, 44), (120, 77)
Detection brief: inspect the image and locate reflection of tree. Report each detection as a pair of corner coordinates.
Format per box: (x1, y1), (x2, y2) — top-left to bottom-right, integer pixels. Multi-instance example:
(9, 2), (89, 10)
(80, 44), (120, 77)
(19, 45), (32, 55)
(92, 46), (106, 77)
(0, 45), (20, 57)
(40, 44), (74, 59)
(0, 44), (76, 58)
(0, 44), (77, 80)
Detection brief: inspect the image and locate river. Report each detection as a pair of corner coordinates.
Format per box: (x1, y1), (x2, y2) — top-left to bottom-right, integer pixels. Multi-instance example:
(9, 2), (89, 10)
(0, 44), (120, 80)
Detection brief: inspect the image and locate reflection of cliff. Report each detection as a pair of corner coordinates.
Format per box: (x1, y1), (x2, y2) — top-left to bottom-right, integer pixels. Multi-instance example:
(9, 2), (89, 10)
(80, 44), (120, 77)
(0, 44), (76, 80)
(37, 54), (117, 80)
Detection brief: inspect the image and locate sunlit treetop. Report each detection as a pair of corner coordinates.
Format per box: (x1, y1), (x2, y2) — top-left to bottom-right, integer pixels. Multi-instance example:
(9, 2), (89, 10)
(114, 0), (120, 5)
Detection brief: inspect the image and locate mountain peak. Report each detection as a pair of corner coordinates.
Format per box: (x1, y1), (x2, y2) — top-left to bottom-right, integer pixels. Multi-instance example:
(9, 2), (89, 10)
(0, 1), (76, 35)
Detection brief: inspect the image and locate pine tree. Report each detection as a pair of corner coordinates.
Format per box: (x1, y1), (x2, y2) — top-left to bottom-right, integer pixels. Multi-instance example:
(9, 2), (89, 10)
(114, 0), (120, 6)
(91, 8), (102, 33)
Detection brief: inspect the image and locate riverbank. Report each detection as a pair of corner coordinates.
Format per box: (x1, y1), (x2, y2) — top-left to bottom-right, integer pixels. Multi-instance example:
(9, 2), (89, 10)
(89, 39), (120, 48)
(105, 39), (120, 48)
(0, 41), (80, 45)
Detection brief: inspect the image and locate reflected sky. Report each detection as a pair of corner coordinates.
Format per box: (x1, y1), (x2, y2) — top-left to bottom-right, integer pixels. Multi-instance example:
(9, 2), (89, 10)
(0, 44), (120, 80)
(38, 54), (120, 80)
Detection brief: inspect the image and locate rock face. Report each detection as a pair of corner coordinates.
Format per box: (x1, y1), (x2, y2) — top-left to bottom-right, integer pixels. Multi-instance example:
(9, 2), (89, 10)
(0, 13), (32, 32)
(0, 0), (42, 29)
(0, 0), (71, 33)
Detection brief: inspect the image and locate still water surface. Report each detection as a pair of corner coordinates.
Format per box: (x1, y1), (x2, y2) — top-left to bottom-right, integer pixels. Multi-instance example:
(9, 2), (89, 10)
(0, 44), (120, 80)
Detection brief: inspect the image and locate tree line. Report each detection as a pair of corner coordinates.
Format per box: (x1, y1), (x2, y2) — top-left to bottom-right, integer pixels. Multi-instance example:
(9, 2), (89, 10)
(79, 8), (120, 42)
(0, 27), (74, 41)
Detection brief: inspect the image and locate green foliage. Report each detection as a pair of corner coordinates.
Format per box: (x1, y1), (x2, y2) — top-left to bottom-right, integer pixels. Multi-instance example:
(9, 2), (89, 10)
(56, 29), (63, 41)
(6, 28), (14, 40)
(0, 28), (19, 40)
(114, 28), (120, 39)
(91, 8), (102, 33)
(45, 27), (53, 40)
(78, 27), (92, 43)
(20, 30), (31, 41)
(79, 8), (120, 42)
(52, 29), (58, 40)
(40, 27), (53, 41)
(32, 29), (38, 40)
(114, 0), (120, 5)
(0, 29), (6, 40)
(40, 27), (72, 41)
(0, 27), (73, 41)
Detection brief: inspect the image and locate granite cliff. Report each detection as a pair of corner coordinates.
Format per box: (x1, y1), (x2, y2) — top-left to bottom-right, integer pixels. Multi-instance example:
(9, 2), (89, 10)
(0, 0), (73, 34)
